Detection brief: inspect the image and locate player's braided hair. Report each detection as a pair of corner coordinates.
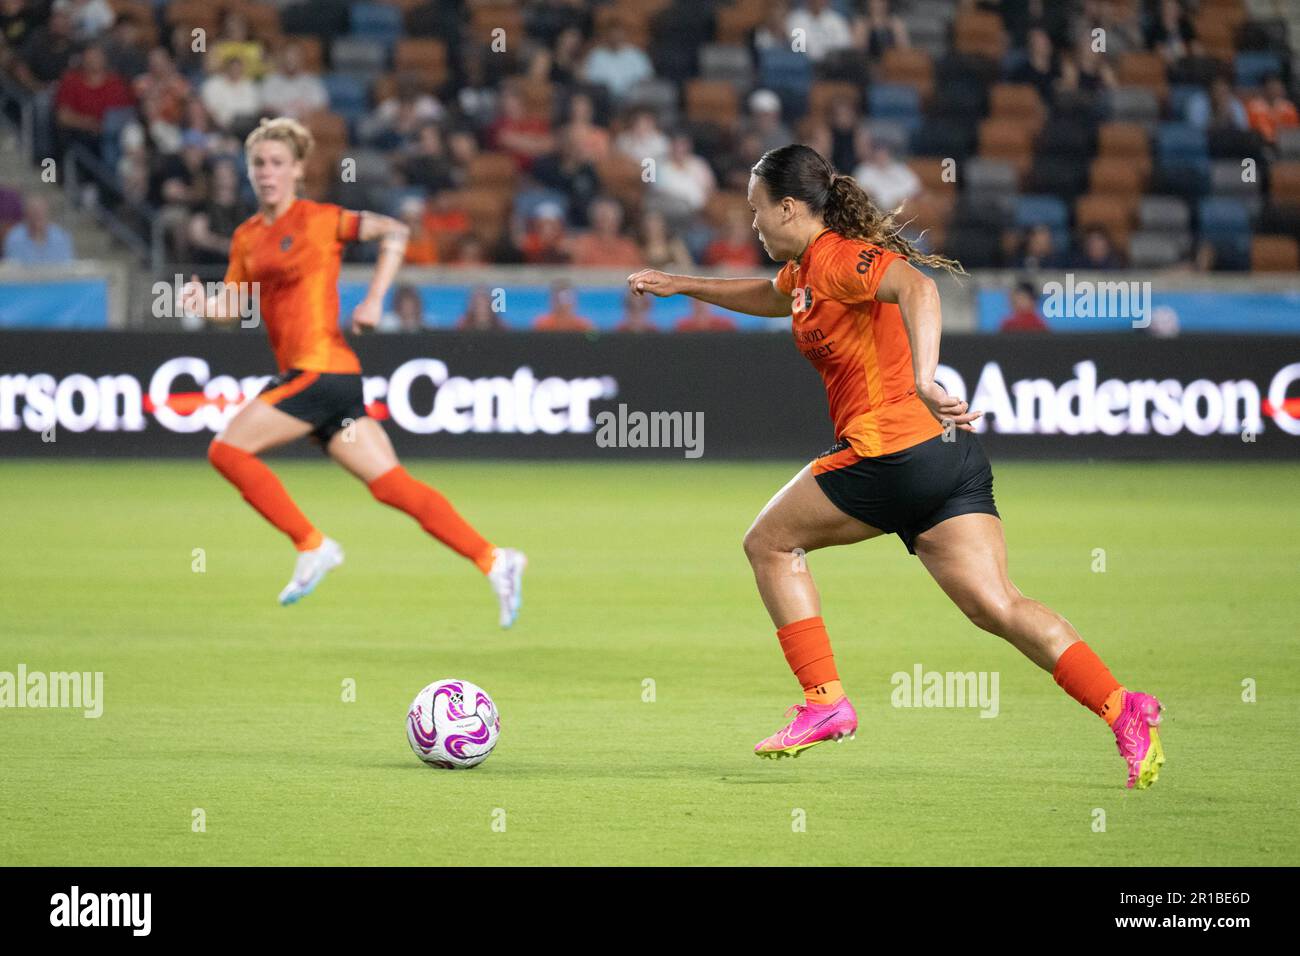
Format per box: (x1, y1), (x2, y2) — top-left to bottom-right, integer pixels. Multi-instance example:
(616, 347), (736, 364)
(751, 143), (966, 277)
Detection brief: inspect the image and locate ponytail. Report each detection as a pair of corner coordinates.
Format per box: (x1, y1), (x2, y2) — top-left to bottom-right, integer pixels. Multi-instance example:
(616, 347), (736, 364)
(753, 144), (967, 277)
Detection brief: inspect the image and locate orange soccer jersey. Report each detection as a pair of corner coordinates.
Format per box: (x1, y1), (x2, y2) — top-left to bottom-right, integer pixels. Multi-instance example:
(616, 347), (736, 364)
(774, 227), (942, 470)
(225, 198), (363, 374)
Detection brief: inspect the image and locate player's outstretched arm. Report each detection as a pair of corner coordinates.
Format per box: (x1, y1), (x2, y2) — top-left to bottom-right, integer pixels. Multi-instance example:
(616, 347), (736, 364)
(875, 258), (981, 431)
(351, 211), (411, 333)
(626, 270), (793, 318)
(178, 273), (241, 323)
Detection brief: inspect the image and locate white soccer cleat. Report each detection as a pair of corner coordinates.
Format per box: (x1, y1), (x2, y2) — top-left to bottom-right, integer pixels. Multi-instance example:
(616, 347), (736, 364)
(278, 537), (344, 606)
(487, 547), (527, 629)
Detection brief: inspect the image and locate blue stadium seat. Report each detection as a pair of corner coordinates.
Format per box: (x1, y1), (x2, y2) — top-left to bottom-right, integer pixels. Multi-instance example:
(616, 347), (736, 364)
(350, 3), (403, 45)
(324, 73), (369, 117)
(1198, 196), (1251, 236)
(1157, 123), (1207, 163)
(1234, 51), (1282, 88)
(758, 48), (813, 115)
(1014, 195), (1069, 230)
(867, 83), (922, 133)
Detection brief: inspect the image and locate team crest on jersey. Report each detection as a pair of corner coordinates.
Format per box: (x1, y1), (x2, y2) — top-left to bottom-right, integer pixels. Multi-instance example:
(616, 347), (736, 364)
(793, 286), (814, 313)
(280, 235), (293, 251)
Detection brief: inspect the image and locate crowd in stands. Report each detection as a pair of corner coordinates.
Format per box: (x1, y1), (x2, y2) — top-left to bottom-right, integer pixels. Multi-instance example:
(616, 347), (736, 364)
(1, 0), (1298, 287)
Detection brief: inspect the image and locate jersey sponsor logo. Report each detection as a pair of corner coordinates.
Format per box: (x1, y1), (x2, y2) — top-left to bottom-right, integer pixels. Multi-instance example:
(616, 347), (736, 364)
(855, 248), (880, 274)
(280, 235), (293, 251)
(793, 285), (814, 313)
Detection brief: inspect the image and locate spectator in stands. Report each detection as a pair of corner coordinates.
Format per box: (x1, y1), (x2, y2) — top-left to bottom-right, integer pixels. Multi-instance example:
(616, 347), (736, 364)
(397, 196), (439, 265)
(53, 43), (134, 159)
(458, 284), (508, 330)
(649, 130), (716, 224)
(754, 0), (792, 53)
(746, 89), (793, 156)
(853, 0), (909, 58)
(400, 123), (455, 194)
(1058, 34), (1118, 101)
(517, 201), (571, 264)
(2, 194), (74, 264)
(614, 107), (668, 163)
(379, 284), (428, 332)
(551, 26), (586, 88)
(581, 18), (653, 101)
(851, 133), (919, 213)
(423, 189), (470, 259)
(12, 3), (75, 92)
(1074, 225), (1124, 270)
(702, 207), (760, 269)
(166, 21), (205, 79)
(615, 289), (659, 332)
(786, 0), (853, 64)
(1016, 225), (1068, 270)
(674, 298), (737, 332)
(0, 0), (39, 57)
(1206, 77), (1249, 132)
(101, 15), (148, 80)
(1146, 0), (1194, 65)
(201, 54), (262, 134)
(61, 0), (114, 44)
(405, 0), (462, 42)
(1071, 0), (1143, 57)
(560, 90), (610, 163)
(486, 84), (554, 173)
(260, 42), (327, 121)
(178, 97), (222, 154)
(533, 279), (594, 331)
(150, 129), (210, 253)
(1010, 27), (1061, 106)
(1246, 74), (1299, 145)
(451, 42), (501, 131)
(571, 196), (642, 267)
(445, 127), (480, 190)
(207, 9), (265, 80)
(134, 48), (190, 151)
(827, 97), (859, 174)
(185, 157), (252, 264)
(999, 281), (1048, 333)
(719, 129), (765, 192)
(449, 234), (489, 266)
(639, 208), (694, 270)
(361, 74), (445, 150)
(532, 125), (601, 228)
(0, 183), (22, 234)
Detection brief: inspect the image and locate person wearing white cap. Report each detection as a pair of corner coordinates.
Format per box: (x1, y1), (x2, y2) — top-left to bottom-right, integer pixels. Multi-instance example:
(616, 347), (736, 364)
(747, 89), (794, 156)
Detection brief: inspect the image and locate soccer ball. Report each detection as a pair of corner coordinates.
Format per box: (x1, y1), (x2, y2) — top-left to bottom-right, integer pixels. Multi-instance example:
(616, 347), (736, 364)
(406, 678), (500, 769)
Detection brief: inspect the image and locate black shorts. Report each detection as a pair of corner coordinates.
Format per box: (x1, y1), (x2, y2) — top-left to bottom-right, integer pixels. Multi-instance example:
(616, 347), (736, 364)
(814, 429), (999, 555)
(257, 369), (367, 443)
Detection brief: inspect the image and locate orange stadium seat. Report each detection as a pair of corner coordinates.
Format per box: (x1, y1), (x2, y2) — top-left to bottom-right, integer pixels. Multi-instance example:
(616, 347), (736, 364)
(1251, 235), (1300, 271)
(953, 11), (1007, 61)
(989, 84), (1046, 135)
(685, 80), (741, 131)
(880, 48), (934, 104)
(394, 39), (450, 91)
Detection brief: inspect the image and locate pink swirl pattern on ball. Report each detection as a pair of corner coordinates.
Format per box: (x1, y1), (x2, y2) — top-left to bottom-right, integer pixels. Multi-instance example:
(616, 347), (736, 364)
(407, 704), (437, 752)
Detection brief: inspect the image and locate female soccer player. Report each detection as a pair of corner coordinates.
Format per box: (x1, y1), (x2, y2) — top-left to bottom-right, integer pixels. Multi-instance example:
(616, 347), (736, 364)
(627, 144), (1165, 789)
(181, 117), (526, 625)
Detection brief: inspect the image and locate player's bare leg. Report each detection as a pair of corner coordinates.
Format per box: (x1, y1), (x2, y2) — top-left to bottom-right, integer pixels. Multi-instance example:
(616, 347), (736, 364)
(327, 418), (527, 628)
(914, 513), (1165, 788)
(744, 464), (882, 758)
(208, 399), (343, 605)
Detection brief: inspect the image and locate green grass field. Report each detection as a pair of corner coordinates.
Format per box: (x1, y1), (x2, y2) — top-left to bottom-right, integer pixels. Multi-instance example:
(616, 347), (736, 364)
(1, 458), (1297, 866)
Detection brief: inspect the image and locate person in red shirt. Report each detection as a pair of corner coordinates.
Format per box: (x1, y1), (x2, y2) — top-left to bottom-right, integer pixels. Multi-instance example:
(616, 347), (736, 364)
(999, 281), (1049, 332)
(569, 197), (643, 267)
(1246, 74), (1299, 144)
(54, 43), (134, 158)
(533, 279), (594, 331)
(486, 85), (554, 173)
(180, 117), (526, 624)
(701, 208), (762, 269)
(626, 144), (1166, 789)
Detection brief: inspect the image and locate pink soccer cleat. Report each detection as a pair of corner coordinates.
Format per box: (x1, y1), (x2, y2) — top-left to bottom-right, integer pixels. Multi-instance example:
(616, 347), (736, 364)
(1112, 690), (1166, 789)
(755, 696), (858, 759)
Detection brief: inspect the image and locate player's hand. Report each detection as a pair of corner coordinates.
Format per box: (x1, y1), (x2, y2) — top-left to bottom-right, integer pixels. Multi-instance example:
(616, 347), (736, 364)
(627, 269), (681, 298)
(916, 380), (982, 432)
(178, 273), (206, 318)
(350, 297), (381, 334)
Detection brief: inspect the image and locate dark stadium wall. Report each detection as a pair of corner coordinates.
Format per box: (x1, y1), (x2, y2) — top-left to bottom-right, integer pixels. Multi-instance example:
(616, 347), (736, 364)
(0, 332), (1298, 460)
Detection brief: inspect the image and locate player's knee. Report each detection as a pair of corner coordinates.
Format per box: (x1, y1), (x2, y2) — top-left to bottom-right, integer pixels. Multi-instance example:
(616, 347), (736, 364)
(964, 593), (1016, 635)
(742, 524), (769, 563)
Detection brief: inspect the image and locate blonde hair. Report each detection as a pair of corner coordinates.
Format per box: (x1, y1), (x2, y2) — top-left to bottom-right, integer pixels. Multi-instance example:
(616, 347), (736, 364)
(244, 116), (314, 163)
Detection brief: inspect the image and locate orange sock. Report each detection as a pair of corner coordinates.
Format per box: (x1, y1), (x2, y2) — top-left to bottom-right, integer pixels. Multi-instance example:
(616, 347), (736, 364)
(368, 466), (495, 572)
(208, 440), (322, 551)
(1053, 641), (1125, 725)
(776, 616), (844, 705)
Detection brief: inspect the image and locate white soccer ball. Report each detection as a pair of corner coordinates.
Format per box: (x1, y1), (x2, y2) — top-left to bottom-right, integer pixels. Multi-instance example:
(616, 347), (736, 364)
(406, 678), (500, 769)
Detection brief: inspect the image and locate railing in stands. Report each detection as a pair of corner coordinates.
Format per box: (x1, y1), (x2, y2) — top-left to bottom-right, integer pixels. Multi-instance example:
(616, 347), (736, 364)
(62, 141), (159, 271)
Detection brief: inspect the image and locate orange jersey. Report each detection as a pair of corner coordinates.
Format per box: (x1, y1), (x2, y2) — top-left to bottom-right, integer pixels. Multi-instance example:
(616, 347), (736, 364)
(225, 199), (362, 374)
(775, 227), (942, 467)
